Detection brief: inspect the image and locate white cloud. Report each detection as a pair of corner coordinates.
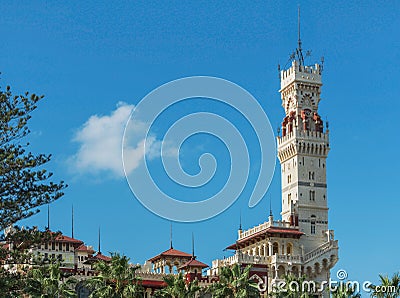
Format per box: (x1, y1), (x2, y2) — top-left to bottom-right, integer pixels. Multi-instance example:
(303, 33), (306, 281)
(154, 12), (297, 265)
(70, 102), (138, 177)
(70, 101), (178, 178)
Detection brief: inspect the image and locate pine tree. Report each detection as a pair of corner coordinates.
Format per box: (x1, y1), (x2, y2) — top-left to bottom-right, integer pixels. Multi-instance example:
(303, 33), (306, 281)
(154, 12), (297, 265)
(0, 83), (66, 230)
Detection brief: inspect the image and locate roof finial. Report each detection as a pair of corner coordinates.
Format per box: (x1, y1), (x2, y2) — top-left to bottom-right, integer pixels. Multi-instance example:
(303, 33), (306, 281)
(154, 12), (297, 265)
(269, 196), (273, 217)
(71, 204), (74, 238)
(47, 204), (50, 230)
(98, 226), (101, 253)
(239, 211), (242, 231)
(192, 232), (195, 258)
(278, 63), (281, 79)
(170, 222), (173, 249)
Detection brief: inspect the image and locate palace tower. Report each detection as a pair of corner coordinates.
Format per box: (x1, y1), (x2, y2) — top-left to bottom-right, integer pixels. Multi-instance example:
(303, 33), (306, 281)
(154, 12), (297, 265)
(209, 24), (339, 297)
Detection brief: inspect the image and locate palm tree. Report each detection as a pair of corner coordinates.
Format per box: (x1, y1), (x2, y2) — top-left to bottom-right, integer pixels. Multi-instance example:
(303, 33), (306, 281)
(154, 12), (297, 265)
(369, 273), (400, 298)
(269, 274), (311, 298)
(330, 282), (361, 298)
(85, 252), (144, 298)
(153, 272), (200, 298)
(24, 263), (77, 297)
(209, 264), (260, 298)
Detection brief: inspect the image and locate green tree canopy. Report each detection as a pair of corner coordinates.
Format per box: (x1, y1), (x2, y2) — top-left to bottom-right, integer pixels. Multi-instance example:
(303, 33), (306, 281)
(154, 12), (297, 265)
(154, 272), (200, 298)
(0, 84), (66, 230)
(24, 262), (77, 297)
(209, 264), (260, 298)
(85, 252), (143, 298)
(0, 227), (62, 296)
(269, 274), (311, 298)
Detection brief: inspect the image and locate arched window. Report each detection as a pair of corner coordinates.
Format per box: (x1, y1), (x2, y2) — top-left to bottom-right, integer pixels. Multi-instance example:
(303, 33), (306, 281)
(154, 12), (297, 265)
(287, 243), (293, 255)
(273, 242), (279, 255)
(310, 215), (316, 234)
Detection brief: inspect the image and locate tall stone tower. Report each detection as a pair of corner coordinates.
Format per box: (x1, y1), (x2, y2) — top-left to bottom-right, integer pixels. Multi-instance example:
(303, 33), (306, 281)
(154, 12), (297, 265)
(277, 59), (330, 252)
(210, 17), (339, 296)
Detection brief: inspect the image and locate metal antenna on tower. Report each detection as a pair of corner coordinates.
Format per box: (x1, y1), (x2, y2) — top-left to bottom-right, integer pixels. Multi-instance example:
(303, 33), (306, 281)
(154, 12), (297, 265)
(296, 6), (304, 66)
(298, 6), (301, 51)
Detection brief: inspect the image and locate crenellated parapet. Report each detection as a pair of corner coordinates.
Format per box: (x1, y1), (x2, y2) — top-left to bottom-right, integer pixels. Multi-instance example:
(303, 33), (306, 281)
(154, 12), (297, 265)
(280, 60), (322, 91)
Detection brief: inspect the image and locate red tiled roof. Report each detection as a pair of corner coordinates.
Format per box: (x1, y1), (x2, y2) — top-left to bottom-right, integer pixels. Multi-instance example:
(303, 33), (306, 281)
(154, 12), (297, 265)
(179, 258), (208, 269)
(148, 248), (192, 262)
(94, 253), (112, 262)
(226, 227), (304, 250)
(267, 227), (304, 235)
(83, 252), (112, 264)
(55, 234), (84, 244)
(75, 244), (95, 253)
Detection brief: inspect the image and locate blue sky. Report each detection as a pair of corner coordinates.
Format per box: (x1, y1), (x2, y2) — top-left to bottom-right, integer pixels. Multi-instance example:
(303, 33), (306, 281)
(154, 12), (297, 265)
(1, 0), (399, 286)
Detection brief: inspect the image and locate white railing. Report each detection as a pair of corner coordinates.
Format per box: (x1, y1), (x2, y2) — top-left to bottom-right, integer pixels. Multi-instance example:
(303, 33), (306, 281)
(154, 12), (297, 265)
(238, 220), (292, 240)
(303, 240), (338, 263)
(271, 254), (303, 264)
(216, 253), (270, 267)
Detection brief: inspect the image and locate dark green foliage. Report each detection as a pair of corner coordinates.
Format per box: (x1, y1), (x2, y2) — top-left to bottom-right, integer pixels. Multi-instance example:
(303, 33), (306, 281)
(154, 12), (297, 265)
(24, 263), (77, 297)
(269, 274), (312, 298)
(85, 253), (144, 298)
(208, 264), (260, 298)
(331, 283), (361, 298)
(153, 272), (201, 298)
(0, 226), (62, 296)
(0, 84), (66, 230)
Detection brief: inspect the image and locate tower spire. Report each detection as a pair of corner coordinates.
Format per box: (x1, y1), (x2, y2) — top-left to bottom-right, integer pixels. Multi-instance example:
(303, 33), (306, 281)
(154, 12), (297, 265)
(268, 195), (274, 224)
(71, 204), (74, 238)
(192, 232), (195, 258)
(239, 211), (242, 231)
(298, 6), (301, 52)
(98, 226), (101, 253)
(269, 196), (273, 217)
(47, 204), (50, 230)
(170, 222), (173, 249)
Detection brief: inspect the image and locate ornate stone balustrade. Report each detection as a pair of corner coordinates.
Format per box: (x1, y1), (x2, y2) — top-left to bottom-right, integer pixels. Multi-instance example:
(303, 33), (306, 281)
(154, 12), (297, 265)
(238, 220), (292, 240)
(303, 240), (338, 263)
(271, 254), (303, 265)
